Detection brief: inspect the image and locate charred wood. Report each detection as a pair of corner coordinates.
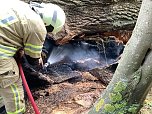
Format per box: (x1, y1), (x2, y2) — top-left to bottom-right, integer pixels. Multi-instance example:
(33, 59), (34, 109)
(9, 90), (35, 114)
(21, 38), (124, 87)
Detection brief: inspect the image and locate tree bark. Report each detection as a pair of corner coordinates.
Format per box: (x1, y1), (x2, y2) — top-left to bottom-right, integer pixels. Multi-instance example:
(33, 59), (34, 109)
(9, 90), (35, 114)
(88, 0), (152, 113)
(23, 0), (141, 41)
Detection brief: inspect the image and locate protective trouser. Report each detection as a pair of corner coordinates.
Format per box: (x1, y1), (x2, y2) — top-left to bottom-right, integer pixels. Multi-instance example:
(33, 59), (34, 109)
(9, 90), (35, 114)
(0, 58), (25, 114)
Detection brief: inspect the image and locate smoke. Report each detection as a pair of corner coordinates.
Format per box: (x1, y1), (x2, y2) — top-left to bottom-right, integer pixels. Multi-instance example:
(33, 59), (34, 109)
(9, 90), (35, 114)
(46, 40), (124, 71)
(47, 45), (72, 64)
(68, 42), (101, 70)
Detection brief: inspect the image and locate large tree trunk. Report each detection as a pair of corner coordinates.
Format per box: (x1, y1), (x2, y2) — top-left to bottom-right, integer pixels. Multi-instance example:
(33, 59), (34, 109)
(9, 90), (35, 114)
(49, 0), (142, 43)
(23, 0), (142, 42)
(88, 0), (152, 113)
(46, 0), (141, 31)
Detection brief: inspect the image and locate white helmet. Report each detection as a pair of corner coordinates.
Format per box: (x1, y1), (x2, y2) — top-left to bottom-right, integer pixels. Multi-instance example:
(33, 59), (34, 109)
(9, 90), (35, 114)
(29, 1), (66, 35)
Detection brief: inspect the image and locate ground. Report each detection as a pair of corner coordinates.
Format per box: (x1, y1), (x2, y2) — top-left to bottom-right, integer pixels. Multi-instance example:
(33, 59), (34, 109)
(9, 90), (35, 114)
(25, 71), (106, 114)
(24, 70), (152, 114)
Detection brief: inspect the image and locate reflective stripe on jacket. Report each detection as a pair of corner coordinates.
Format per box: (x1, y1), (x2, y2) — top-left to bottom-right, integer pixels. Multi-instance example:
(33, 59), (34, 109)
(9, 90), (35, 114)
(0, 44), (17, 59)
(24, 43), (43, 56)
(0, 0), (47, 59)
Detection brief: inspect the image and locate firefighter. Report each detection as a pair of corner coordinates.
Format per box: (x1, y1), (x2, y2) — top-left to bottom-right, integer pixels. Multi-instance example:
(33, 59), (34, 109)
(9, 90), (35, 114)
(0, 0), (66, 114)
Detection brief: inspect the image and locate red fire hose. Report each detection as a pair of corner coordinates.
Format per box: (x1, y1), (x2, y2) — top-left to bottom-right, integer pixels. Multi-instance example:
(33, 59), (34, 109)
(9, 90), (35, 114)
(18, 62), (40, 114)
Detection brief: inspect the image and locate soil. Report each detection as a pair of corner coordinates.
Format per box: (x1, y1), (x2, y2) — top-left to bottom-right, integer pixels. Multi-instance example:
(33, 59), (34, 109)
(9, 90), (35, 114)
(24, 71), (152, 114)
(24, 70), (108, 114)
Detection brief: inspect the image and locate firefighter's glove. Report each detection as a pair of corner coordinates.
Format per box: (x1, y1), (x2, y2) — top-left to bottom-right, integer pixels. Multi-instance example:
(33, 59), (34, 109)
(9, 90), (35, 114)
(25, 54), (43, 71)
(14, 48), (24, 61)
(39, 56), (44, 67)
(41, 51), (47, 60)
(21, 55), (43, 80)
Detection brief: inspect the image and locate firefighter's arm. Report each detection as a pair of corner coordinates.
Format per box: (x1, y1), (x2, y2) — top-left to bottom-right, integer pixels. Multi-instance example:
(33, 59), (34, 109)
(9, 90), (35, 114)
(15, 48), (43, 70)
(23, 16), (47, 63)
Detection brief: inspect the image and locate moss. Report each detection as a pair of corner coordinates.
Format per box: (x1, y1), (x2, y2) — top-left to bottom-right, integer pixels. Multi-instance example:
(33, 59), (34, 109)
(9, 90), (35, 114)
(109, 92), (123, 103)
(92, 80), (140, 114)
(95, 99), (104, 112)
(121, 101), (127, 107)
(128, 104), (139, 113)
(113, 81), (127, 93)
(104, 104), (115, 112)
(114, 103), (125, 109)
(117, 110), (126, 114)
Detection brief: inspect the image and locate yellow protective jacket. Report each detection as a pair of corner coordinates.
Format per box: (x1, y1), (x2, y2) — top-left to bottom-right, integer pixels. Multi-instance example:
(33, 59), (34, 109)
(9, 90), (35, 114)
(0, 0), (47, 59)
